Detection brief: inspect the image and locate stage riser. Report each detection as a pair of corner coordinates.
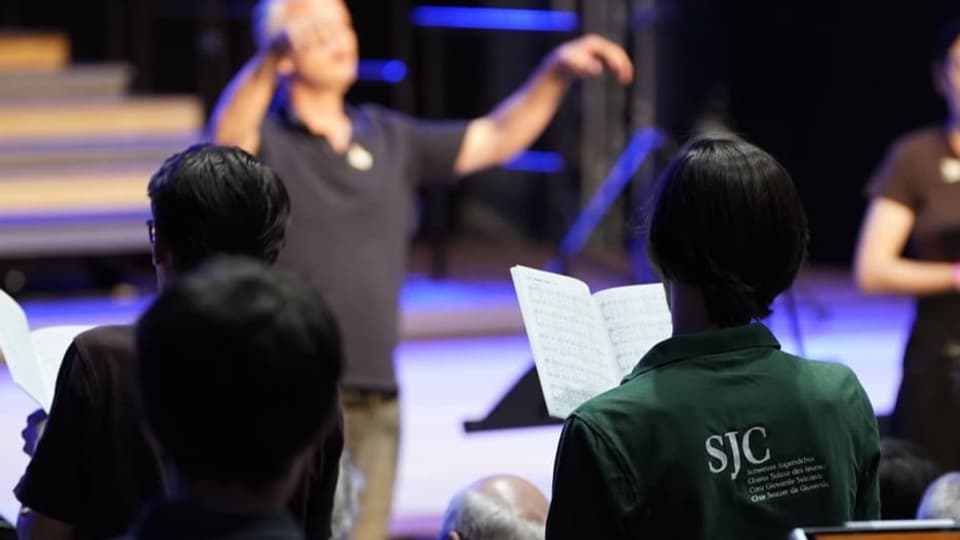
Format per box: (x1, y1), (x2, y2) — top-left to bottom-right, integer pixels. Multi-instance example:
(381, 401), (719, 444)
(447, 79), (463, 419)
(0, 136), (196, 170)
(0, 65), (132, 101)
(0, 32), (69, 72)
(0, 98), (203, 141)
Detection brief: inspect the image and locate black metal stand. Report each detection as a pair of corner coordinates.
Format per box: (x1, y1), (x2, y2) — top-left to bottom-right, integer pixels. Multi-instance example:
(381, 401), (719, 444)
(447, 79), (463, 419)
(463, 364), (562, 432)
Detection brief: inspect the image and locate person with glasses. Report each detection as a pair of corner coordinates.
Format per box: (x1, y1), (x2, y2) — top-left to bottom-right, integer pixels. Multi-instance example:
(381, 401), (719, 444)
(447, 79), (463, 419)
(15, 145), (342, 540)
(854, 19), (960, 471)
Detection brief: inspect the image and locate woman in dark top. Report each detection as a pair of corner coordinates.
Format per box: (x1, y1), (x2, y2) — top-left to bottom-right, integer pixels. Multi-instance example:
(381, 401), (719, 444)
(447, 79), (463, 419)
(854, 20), (960, 470)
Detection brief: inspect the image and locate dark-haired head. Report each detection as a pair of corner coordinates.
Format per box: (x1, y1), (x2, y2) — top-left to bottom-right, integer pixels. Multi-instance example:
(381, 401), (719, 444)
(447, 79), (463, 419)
(931, 19), (960, 120)
(136, 256), (342, 492)
(647, 136), (808, 327)
(148, 144), (290, 279)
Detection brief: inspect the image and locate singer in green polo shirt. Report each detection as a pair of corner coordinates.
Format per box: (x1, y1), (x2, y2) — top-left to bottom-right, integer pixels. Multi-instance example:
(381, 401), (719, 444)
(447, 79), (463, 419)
(545, 137), (881, 540)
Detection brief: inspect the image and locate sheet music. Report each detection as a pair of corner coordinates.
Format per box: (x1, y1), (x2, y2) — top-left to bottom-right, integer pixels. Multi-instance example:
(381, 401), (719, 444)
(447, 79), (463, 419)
(594, 284), (673, 378)
(0, 289), (47, 409)
(31, 325), (93, 410)
(511, 266), (620, 418)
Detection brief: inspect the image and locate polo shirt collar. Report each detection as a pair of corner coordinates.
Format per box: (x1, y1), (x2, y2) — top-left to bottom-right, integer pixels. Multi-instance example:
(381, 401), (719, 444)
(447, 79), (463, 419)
(271, 90), (365, 141)
(623, 323), (781, 382)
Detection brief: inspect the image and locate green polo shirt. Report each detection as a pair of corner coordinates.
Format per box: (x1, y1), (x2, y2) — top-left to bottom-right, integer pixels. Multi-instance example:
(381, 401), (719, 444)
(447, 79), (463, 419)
(545, 323), (880, 540)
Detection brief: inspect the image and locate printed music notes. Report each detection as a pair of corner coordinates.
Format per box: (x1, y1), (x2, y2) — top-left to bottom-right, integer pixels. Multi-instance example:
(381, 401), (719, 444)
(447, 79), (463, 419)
(511, 266), (672, 418)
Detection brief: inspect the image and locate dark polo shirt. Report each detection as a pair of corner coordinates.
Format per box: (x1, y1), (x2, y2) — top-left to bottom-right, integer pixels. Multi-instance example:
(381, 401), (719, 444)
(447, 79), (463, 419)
(546, 324), (881, 540)
(259, 103), (467, 392)
(116, 501), (304, 540)
(16, 325), (342, 540)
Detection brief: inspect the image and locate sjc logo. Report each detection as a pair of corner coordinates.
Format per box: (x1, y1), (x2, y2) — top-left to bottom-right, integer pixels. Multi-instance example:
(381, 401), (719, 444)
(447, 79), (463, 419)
(705, 426), (771, 480)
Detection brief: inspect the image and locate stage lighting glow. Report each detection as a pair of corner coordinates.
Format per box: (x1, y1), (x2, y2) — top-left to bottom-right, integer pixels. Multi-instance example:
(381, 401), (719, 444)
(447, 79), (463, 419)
(410, 6), (579, 32)
(504, 151), (566, 174)
(357, 60), (408, 84)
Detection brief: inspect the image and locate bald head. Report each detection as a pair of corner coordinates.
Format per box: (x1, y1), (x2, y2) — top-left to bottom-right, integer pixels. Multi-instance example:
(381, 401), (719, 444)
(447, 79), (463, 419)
(439, 475), (548, 540)
(918, 472), (960, 521)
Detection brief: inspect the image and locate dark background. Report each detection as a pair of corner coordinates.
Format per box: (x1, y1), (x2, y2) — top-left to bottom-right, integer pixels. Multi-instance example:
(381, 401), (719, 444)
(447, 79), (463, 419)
(5, 0), (960, 264)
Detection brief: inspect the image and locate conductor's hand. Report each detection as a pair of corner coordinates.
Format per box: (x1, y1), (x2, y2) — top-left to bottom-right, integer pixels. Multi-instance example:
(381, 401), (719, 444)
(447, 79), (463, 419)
(548, 34), (634, 85)
(21, 409), (47, 457)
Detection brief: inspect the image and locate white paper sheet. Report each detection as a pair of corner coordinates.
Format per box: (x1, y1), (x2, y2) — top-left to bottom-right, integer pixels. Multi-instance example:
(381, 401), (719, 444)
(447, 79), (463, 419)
(594, 284), (673, 377)
(0, 290), (47, 409)
(511, 266), (620, 418)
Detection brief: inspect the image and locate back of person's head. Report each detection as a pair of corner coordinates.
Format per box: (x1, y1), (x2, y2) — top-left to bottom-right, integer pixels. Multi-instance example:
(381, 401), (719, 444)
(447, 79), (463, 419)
(647, 136), (808, 326)
(931, 18), (960, 67)
(878, 438), (942, 519)
(918, 472), (960, 521)
(148, 144), (290, 273)
(136, 256), (342, 490)
(439, 475), (548, 540)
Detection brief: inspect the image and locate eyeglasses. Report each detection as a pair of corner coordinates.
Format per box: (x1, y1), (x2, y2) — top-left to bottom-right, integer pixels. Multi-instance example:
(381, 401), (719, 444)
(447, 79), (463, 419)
(146, 219), (156, 245)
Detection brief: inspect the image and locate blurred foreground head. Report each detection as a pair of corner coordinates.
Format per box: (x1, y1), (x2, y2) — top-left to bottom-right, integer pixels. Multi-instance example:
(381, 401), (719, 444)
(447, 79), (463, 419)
(136, 256), (342, 498)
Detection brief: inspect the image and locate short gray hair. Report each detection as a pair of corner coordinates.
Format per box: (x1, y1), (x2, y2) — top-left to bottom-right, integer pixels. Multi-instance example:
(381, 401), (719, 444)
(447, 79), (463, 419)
(251, 0), (287, 48)
(439, 490), (545, 540)
(917, 472), (960, 521)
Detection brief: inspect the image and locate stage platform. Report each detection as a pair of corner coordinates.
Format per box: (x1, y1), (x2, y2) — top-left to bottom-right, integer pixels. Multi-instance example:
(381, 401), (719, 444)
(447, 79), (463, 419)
(0, 261), (913, 538)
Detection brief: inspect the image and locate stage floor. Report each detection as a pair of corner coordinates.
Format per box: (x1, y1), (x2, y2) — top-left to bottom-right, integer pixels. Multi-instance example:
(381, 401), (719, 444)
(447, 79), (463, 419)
(0, 266), (914, 536)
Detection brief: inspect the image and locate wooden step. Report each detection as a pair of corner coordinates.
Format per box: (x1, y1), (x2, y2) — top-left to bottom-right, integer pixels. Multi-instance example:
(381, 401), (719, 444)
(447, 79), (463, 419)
(0, 163), (155, 257)
(0, 97), (204, 141)
(0, 32), (70, 72)
(0, 134), (197, 170)
(0, 212), (151, 258)
(0, 163), (153, 211)
(0, 64), (133, 101)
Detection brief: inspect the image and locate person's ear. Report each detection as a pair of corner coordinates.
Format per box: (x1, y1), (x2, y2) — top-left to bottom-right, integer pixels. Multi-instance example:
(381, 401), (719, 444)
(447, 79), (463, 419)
(152, 231), (170, 268)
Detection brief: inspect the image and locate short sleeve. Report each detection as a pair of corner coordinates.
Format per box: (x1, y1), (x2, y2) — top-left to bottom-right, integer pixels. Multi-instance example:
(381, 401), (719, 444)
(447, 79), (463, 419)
(396, 114), (468, 185)
(546, 415), (639, 540)
(849, 374), (881, 520)
(866, 140), (921, 210)
(15, 343), (98, 523)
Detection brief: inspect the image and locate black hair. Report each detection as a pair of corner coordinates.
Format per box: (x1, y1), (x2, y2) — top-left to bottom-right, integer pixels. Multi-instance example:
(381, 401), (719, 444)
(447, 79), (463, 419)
(647, 136), (808, 327)
(879, 438), (942, 519)
(136, 256), (342, 488)
(932, 18), (960, 67)
(148, 144), (290, 273)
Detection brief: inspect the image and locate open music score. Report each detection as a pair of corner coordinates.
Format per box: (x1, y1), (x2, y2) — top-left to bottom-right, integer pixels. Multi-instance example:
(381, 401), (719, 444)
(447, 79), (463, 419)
(511, 265), (672, 418)
(0, 289), (91, 411)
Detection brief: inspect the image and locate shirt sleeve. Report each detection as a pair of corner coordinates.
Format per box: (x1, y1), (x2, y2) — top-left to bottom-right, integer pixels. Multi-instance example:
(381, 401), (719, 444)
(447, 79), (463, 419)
(546, 415), (640, 540)
(15, 343), (98, 523)
(866, 138), (921, 210)
(849, 376), (881, 520)
(396, 113), (469, 186)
